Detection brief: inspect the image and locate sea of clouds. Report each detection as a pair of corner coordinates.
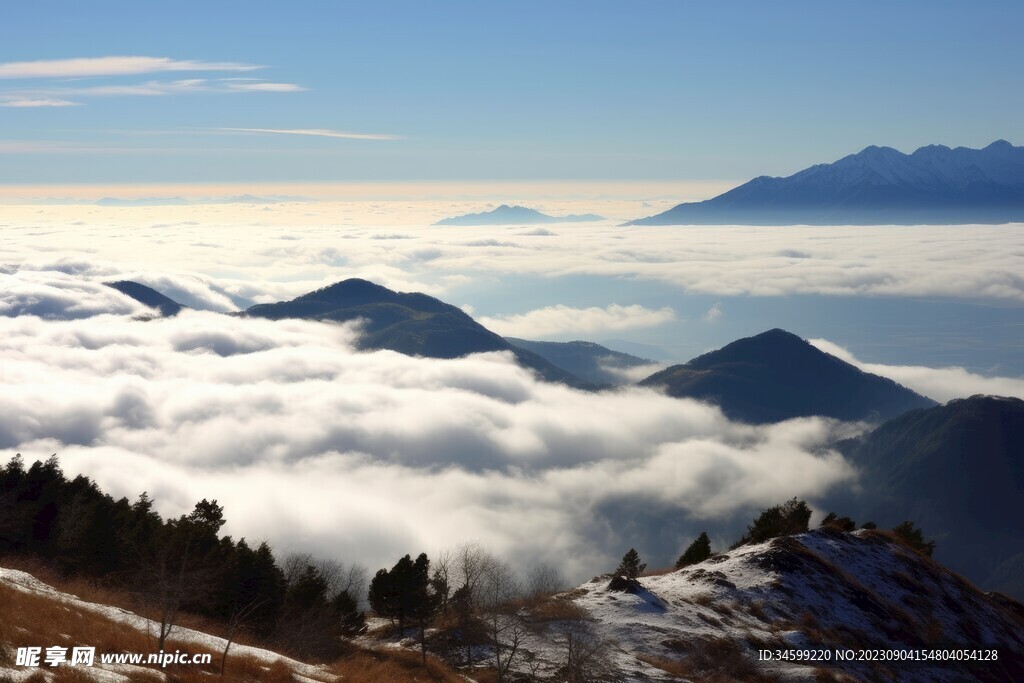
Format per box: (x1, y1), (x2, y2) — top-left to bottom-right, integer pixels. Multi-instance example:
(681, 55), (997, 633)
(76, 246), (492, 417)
(0, 270), (862, 579)
(1, 201), (1022, 580)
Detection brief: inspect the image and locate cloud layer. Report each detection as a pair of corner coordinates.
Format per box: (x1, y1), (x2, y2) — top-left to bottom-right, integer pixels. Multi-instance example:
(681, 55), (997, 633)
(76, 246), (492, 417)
(810, 339), (1024, 402)
(7, 203), (1020, 311)
(2, 202), (1021, 580)
(0, 272), (859, 579)
(479, 304), (676, 338)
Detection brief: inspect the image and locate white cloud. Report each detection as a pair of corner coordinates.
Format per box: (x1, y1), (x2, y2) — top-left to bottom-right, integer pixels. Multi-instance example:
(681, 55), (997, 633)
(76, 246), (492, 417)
(0, 97), (80, 108)
(702, 302), (722, 323)
(218, 127), (401, 141)
(479, 304), (676, 338)
(809, 338), (1024, 402)
(0, 56), (261, 80)
(226, 82), (307, 93)
(11, 79), (307, 99)
(0, 270), (150, 319)
(0, 271), (858, 580)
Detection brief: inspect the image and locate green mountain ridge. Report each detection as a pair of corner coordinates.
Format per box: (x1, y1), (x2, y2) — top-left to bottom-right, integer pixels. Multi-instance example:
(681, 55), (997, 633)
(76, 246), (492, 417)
(837, 394), (1024, 598)
(639, 328), (937, 423)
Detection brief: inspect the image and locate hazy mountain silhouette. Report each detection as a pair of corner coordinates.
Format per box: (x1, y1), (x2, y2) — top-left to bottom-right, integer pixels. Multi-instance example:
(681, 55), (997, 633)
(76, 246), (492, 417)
(94, 196), (191, 207)
(244, 279), (590, 387)
(106, 280), (184, 317)
(628, 140), (1024, 225)
(436, 204), (605, 226)
(835, 395), (1024, 598)
(639, 329), (936, 423)
(505, 338), (656, 385)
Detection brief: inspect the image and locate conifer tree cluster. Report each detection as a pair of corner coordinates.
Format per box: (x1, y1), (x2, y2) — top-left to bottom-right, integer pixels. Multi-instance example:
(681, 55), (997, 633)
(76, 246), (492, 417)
(0, 454), (364, 661)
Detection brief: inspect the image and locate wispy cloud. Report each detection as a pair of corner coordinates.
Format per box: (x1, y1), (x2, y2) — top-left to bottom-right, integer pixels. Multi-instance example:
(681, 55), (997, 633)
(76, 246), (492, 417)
(12, 78), (306, 100)
(226, 82), (306, 93)
(702, 302), (722, 323)
(0, 97), (80, 108)
(0, 56), (262, 80)
(809, 339), (1024, 402)
(218, 127), (401, 141)
(479, 303), (676, 338)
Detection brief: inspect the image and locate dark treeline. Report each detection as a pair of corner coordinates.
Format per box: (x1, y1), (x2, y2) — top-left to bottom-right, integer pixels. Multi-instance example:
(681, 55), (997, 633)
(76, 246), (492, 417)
(0, 454), (365, 661)
(1, 454), (570, 678)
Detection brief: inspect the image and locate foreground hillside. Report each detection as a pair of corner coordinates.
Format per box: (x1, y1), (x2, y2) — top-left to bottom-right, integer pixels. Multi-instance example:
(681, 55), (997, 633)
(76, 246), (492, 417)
(0, 566), (462, 683)
(4, 530), (1023, 682)
(503, 529), (1024, 682)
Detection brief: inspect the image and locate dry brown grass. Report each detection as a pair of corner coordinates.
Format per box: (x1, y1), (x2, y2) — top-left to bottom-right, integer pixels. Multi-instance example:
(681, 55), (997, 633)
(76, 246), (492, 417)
(2, 581), (207, 675)
(528, 597), (592, 623)
(2, 573), (469, 682)
(747, 599), (769, 623)
(640, 565), (678, 577)
(692, 592), (716, 607)
(0, 581), (327, 683)
(0, 556), (243, 645)
(328, 647), (464, 683)
(645, 636), (780, 682)
(637, 653), (689, 677)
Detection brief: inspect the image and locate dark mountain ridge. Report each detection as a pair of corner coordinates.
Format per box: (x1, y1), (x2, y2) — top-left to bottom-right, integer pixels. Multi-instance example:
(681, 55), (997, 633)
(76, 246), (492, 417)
(639, 328), (937, 423)
(106, 280), (185, 317)
(244, 279), (592, 387)
(628, 140), (1024, 225)
(835, 394), (1024, 599)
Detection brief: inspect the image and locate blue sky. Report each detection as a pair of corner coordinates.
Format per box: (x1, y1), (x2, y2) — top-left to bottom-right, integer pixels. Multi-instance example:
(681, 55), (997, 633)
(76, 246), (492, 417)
(2, 1), (1022, 184)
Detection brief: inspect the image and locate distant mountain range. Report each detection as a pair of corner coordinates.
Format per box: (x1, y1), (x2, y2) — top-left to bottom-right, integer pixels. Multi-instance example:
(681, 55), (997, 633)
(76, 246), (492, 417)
(628, 140), (1024, 225)
(639, 329), (936, 423)
(242, 278), (590, 387)
(836, 395), (1024, 599)
(94, 195), (308, 206)
(436, 204), (605, 226)
(108, 282), (938, 423)
(504, 338), (656, 385)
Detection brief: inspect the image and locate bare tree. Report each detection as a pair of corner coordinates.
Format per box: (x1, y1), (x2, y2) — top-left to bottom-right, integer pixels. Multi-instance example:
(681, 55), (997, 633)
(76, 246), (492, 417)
(431, 548), (453, 613)
(135, 500), (225, 651)
(220, 596), (265, 676)
(480, 558), (525, 683)
(314, 557), (368, 605)
(281, 552), (315, 587)
(447, 541), (494, 667)
(454, 541), (491, 602)
(527, 563), (566, 601)
(559, 623), (612, 683)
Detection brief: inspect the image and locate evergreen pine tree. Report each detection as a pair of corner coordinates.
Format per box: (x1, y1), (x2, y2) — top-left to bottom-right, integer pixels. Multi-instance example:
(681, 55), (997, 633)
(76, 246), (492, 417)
(745, 498), (812, 543)
(892, 521), (936, 557)
(675, 532), (712, 568)
(614, 548), (646, 579)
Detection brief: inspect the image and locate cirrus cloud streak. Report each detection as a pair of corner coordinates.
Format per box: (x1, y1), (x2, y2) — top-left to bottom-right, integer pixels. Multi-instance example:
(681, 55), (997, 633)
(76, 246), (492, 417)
(0, 56), (262, 80)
